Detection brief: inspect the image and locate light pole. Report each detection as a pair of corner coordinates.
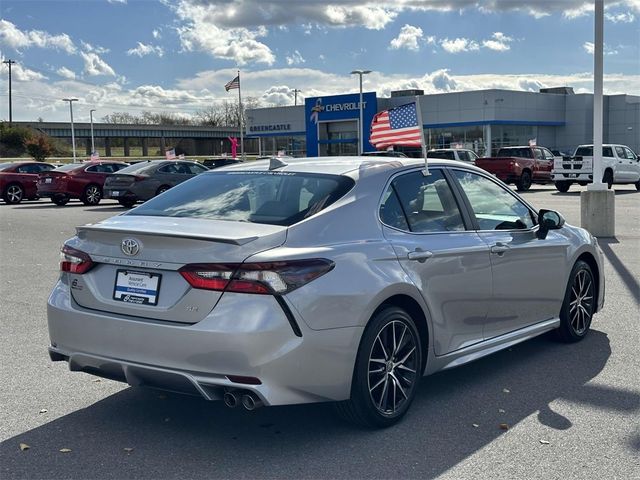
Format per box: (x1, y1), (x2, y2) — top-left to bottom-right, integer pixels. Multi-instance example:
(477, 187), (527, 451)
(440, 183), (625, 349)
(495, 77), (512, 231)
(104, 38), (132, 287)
(89, 109), (96, 155)
(62, 98), (78, 163)
(293, 88), (302, 106)
(350, 69), (371, 155)
(2, 59), (15, 124)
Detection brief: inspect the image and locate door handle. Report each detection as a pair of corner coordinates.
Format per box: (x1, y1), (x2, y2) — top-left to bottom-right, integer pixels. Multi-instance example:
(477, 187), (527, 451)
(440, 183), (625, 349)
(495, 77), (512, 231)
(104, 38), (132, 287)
(407, 250), (434, 262)
(490, 243), (510, 255)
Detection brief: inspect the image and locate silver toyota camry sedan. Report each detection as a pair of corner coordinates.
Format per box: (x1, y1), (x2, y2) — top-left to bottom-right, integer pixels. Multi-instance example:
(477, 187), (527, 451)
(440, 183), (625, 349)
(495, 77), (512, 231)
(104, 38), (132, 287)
(48, 156), (605, 427)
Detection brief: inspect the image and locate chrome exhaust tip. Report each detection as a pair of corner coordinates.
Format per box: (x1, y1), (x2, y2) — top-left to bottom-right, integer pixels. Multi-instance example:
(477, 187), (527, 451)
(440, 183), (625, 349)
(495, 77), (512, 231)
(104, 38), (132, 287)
(223, 390), (240, 408)
(241, 392), (263, 411)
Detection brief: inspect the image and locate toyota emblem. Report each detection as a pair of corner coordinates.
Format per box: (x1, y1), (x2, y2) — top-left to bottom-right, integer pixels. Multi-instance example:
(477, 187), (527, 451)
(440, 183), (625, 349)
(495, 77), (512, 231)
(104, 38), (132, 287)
(121, 238), (141, 256)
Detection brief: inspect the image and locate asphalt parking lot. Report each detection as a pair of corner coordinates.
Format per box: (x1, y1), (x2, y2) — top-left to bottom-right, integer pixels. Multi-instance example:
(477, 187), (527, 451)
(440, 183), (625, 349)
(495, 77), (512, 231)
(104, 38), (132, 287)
(1, 184), (638, 480)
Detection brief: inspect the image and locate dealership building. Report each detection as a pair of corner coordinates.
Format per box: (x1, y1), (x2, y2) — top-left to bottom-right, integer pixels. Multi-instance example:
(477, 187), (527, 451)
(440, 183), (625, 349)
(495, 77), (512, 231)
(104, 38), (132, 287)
(246, 88), (639, 157)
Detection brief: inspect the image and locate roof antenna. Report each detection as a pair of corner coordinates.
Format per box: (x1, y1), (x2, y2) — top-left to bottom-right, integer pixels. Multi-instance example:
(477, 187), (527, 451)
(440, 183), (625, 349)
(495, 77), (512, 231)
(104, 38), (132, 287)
(269, 157), (288, 170)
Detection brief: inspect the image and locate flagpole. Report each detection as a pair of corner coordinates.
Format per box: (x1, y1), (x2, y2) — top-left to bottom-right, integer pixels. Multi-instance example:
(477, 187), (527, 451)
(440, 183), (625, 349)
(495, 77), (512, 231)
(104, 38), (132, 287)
(237, 69), (245, 160)
(414, 96), (429, 175)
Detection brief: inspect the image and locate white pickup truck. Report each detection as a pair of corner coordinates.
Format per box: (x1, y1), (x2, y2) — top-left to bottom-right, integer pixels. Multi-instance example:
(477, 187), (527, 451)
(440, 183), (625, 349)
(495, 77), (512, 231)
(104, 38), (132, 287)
(552, 144), (640, 192)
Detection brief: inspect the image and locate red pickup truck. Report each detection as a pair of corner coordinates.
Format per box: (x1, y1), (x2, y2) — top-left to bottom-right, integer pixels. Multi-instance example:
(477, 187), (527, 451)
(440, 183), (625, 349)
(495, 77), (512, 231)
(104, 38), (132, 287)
(475, 146), (555, 191)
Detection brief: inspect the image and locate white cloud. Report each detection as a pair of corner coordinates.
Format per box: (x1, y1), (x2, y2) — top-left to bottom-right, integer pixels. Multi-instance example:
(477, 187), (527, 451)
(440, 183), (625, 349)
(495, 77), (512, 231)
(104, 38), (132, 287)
(174, 1), (275, 65)
(81, 40), (110, 54)
(80, 51), (116, 76)
(441, 37), (480, 53)
(429, 69), (458, 91)
(583, 42), (619, 55)
(483, 32), (513, 51)
(261, 85), (302, 105)
(0, 19), (76, 53)
(107, 0), (127, 4)
(152, 29), (161, 39)
(56, 66), (76, 80)
(389, 24), (424, 51)
(605, 11), (636, 22)
(285, 50), (305, 65)
(127, 42), (164, 57)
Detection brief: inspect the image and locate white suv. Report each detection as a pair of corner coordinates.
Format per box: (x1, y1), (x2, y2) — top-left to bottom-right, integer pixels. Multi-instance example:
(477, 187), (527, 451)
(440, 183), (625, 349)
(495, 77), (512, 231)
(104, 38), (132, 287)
(426, 149), (479, 164)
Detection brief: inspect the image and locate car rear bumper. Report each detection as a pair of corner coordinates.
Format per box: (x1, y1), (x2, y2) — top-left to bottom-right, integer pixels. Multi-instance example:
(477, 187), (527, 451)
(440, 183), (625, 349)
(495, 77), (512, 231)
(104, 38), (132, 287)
(552, 172), (593, 182)
(47, 277), (362, 406)
(104, 188), (136, 199)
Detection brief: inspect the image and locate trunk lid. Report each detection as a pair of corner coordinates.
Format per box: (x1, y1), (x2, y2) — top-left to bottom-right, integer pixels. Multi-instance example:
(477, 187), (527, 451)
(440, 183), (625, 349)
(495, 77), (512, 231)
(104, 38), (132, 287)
(68, 216), (287, 323)
(105, 174), (139, 189)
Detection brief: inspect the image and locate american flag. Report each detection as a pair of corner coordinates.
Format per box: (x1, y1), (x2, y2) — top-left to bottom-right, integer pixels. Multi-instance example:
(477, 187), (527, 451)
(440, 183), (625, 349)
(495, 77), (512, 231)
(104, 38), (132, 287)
(90, 151), (99, 161)
(165, 148), (176, 160)
(224, 75), (240, 91)
(370, 102), (423, 150)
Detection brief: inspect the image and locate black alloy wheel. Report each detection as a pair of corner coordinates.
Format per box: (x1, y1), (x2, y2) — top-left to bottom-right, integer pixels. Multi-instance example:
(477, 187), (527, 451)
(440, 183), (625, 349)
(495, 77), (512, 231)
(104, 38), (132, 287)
(335, 306), (422, 428)
(51, 194), (70, 206)
(516, 171), (532, 191)
(82, 184), (102, 206)
(3, 183), (24, 204)
(635, 180), (640, 191)
(557, 260), (595, 342)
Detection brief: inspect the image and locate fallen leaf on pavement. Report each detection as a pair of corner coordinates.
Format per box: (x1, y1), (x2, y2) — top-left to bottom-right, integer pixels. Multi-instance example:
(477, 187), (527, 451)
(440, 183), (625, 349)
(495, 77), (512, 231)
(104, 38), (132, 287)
(540, 440), (550, 445)
(499, 423), (509, 430)
(19, 443), (30, 451)
(59, 448), (72, 453)
(39, 409), (48, 414)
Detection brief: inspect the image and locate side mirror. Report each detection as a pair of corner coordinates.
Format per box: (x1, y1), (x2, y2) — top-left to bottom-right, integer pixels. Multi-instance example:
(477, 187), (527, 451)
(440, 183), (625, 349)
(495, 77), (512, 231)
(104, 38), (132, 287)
(536, 209), (565, 240)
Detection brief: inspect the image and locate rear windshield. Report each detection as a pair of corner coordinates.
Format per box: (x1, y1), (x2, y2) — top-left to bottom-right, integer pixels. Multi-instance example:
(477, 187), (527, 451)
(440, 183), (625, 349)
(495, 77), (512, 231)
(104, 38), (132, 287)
(114, 161), (157, 174)
(53, 164), (83, 172)
(575, 146), (614, 157)
(0, 162), (14, 171)
(126, 171), (355, 226)
(427, 151), (455, 160)
(496, 148), (532, 158)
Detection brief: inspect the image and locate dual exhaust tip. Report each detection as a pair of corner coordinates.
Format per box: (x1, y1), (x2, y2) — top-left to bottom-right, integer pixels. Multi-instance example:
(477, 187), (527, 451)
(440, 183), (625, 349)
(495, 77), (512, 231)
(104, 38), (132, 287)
(223, 390), (263, 411)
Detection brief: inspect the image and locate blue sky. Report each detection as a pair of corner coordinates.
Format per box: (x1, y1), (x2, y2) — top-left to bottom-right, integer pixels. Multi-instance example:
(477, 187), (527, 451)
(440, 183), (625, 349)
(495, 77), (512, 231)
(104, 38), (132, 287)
(0, 0), (638, 122)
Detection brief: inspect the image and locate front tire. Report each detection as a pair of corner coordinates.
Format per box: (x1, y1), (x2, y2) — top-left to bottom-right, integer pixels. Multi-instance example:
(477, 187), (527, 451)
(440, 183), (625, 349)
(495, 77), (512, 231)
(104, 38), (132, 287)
(635, 180), (640, 191)
(3, 183), (24, 204)
(335, 306), (422, 428)
(603, 170), (613, 190)
(554, 181), (571, 193)
(556, 261), (595, 343)
(516, 171), (532, 191)
(51, 194), (70, 206)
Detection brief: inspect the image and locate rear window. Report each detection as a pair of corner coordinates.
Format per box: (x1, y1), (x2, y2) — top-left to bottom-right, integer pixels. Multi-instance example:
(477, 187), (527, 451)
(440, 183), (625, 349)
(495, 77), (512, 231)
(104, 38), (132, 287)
(496, 148), (532, 158)
(0, 162), (15, 171)
(126, 171), (355, 226)
(115, 162), (157, 174)
(575, 146), (615, 157)
(427, 151), (455, 160)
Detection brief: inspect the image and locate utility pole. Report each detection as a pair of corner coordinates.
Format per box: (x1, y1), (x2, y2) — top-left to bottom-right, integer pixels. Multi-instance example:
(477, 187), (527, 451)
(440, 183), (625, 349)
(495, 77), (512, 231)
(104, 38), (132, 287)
(293, 89), (302, 106)
(2, 59), (16, 124)
(62, 98), (79, 163)
(350, 69), (372, 155)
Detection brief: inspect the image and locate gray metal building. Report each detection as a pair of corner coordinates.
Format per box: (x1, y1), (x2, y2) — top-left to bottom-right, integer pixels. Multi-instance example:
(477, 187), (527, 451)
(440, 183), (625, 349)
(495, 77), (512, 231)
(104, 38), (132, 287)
(246, 88), (639, 157)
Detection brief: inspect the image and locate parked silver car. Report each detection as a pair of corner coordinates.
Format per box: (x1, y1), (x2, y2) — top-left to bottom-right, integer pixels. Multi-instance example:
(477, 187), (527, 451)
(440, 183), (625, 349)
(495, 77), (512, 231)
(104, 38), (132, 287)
(103, 160), (208, 208)
(48, 157), (605, 427)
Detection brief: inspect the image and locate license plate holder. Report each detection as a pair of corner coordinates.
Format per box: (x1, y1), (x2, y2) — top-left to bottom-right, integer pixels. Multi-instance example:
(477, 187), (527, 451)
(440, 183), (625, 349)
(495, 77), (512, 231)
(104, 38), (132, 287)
(111, 190), (120, 197)
(113, 270), (161, 306)
(45, 178), (52, 184)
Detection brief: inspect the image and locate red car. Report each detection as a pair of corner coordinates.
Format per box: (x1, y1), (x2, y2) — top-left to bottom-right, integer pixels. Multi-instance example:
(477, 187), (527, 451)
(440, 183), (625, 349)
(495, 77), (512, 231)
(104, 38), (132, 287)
(37, 161), (128, 206)
(0, 161), (55, 204)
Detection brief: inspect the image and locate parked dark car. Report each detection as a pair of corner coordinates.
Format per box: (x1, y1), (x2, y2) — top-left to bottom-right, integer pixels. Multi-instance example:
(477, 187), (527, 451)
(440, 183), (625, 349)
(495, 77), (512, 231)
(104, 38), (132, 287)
(202, 158), (242, 169)
(0, 161), (55, 204)
(103, 160), (209, 208)
(37, 161), (129, 206)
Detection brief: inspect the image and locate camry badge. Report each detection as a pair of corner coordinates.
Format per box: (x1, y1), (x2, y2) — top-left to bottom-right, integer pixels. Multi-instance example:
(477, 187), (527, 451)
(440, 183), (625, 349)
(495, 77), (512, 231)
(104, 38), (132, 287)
(121, 238), (141, 256)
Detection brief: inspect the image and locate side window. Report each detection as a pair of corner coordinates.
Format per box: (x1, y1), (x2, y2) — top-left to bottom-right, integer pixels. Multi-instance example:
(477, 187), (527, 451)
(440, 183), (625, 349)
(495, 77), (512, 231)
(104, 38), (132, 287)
(379, 186), (409, 231)
(624, 147), (637, 161)
(37, 164), (54, 172)
(534, 148), (544, 160)
(457, 151), (468, 162)
(614, 146), (626, 159)
(543, 148), (555, 160)
(187, 163), (207, 174)
(603, 147), (613, 158)
(159, 164), (178, 174)
(390, 169), (465, 233)
(85, 165), (100, 173)
(452, 170), (535, 231)
(469, 151), (479, 161)
(17, 164), (37, 174)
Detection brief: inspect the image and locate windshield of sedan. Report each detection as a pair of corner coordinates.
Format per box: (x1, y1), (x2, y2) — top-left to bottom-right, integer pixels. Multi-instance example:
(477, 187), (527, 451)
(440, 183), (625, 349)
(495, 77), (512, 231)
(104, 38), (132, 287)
(126, 171), (355, 226)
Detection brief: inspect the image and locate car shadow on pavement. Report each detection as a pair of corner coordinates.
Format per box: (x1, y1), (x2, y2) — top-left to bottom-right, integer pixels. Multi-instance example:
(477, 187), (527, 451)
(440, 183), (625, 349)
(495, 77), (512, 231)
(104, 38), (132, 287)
(598, 238), (640, 304)
(1, 330), (638, 480)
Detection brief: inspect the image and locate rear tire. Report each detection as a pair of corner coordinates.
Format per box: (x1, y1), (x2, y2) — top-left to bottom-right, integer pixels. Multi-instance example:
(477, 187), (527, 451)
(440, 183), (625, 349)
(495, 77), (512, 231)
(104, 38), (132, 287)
(3, 183), (24, 204)
(554, 181), (571, 193)
(81, 184), (102, 206)
(635, 180), (640, 191)
(156, 185), (170, 196)
(603, 170), (613, 189)
(51, 194), (70, 206)
(118, 198), (136, 208)
(556, 261), (595, 343)
(334, 306), (422, 428)
(516, 171), (532, 191)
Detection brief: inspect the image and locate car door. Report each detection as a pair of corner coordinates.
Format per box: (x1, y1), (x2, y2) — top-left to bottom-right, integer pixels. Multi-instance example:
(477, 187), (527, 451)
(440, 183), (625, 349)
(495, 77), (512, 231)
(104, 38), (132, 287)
(380, 168), (493, 355)
(450, 168), (568, 339)
(157, 162), (184, 187)
(15, 163), (40, 197)
(613, 146), (633, 182)
(623, 147), (640, 181)
(540, 148), (555, 180)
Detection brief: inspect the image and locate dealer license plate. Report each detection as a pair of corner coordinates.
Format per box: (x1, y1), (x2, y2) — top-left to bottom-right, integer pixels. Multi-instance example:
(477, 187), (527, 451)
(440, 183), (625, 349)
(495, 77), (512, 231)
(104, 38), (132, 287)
(45, 178), (52, 184)
(111, 190), (120, 197)
(113, 270), (161, 305)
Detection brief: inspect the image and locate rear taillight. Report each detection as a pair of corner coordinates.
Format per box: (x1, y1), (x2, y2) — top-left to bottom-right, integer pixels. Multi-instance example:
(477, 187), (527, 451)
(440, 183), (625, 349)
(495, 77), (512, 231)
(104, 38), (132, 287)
(133, 175), (146, 181)
(179, 259), (334, 295)
(60, 245), (94, 274)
